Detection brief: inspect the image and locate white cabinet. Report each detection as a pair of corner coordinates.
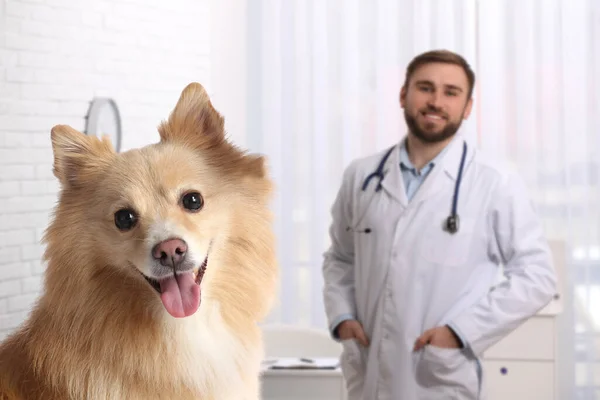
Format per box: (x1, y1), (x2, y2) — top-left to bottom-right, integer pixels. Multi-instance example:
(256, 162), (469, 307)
(482, 316), (558, 399)
(481, 316), (559, 400)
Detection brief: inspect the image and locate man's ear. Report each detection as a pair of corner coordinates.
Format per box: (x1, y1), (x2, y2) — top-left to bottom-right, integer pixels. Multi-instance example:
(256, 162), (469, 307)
(462, 97), (474, 120)
(399, 86), (407, 108)
(51, 124), (114, 189)
(158, 82), (225, 148)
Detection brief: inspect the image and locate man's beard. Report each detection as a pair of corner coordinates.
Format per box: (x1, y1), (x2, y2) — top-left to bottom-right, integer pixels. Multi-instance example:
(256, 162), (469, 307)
(404, 106), (464, 144)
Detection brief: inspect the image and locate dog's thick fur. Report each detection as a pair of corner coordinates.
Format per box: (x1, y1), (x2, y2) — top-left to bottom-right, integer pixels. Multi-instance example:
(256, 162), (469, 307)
(0, 83), (278, 399)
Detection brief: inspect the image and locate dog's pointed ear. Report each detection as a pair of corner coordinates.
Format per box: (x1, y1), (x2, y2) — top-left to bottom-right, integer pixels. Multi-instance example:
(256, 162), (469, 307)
(243, 154), (268, 179)
(51, 125), (114, 188)
(158, 82), (225, 147)
(240, 154), (273, 199)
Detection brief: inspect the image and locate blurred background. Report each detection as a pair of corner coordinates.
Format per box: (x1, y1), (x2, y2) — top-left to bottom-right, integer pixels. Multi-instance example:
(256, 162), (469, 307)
(0, 0), (598, 398)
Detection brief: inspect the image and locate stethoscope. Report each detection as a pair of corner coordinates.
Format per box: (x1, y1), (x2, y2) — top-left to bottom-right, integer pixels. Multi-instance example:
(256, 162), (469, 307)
(347, 140), (468, 235)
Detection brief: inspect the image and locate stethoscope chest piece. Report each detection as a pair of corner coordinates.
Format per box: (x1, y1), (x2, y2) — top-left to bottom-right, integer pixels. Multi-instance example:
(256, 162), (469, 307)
(445, 214), (459, 234)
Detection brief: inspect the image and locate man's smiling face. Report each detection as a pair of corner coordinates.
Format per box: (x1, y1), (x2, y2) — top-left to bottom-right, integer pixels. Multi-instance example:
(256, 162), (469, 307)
(400, 62), (473, 144)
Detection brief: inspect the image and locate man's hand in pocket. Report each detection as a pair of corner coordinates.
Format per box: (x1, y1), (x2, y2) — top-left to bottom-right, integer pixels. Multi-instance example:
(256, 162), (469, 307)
(337, 320), (370, 347)
(413, 326), (462, 351)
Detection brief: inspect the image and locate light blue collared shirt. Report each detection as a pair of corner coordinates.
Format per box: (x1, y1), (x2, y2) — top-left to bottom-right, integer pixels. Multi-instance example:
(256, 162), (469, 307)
(398, 138), (445, 202)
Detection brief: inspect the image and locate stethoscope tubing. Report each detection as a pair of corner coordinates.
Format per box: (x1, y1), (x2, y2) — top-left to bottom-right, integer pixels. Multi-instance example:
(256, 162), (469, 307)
(350, 140), (467, 235)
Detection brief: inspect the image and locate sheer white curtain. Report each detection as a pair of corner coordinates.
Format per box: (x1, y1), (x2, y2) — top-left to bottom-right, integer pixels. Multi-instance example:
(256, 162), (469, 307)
(477, 1), (599, 398)
(216, 0), (599, 397)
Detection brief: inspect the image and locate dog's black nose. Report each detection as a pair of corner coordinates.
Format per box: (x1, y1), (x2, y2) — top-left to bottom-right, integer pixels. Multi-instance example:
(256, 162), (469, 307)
(152, 238), (187, 268)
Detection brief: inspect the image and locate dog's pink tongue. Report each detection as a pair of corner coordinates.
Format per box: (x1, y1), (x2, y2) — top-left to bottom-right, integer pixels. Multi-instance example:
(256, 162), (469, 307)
(159, 273), (200, 318)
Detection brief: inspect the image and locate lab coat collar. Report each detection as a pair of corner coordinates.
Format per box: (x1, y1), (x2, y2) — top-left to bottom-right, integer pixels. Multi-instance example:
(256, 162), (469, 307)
(379, 133), (471, 206)
(379, 144), (408, 205)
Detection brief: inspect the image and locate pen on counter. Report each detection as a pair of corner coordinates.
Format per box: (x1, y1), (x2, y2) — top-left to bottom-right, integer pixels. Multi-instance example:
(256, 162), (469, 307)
(300, 358), (314, 363)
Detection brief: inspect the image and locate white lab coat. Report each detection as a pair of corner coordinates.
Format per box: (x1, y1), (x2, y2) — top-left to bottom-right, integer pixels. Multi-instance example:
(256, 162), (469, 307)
(322, 134), (557, 400)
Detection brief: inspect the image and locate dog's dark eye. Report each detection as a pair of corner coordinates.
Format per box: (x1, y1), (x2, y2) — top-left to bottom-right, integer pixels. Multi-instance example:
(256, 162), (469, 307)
(114, 209), (138, 231)
(181, 191), (203, 212)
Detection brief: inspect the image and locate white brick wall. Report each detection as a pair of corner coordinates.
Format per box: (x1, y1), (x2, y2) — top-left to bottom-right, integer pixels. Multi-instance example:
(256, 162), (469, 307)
(0, 0), (212, 340)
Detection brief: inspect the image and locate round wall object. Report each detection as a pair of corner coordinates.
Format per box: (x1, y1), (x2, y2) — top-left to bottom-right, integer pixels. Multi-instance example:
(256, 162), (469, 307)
(84, 98), (122, 152)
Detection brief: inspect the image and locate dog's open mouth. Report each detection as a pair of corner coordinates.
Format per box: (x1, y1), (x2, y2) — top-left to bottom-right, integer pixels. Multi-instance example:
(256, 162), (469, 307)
(143, 256), (207, 295)
(138, 250), (210, 318)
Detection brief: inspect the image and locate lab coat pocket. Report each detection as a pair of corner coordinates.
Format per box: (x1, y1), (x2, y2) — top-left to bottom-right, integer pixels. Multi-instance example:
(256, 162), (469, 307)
(419, 213), (476, 267)
(416, 345), (480, 400)
(340, 339), (366, 397)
